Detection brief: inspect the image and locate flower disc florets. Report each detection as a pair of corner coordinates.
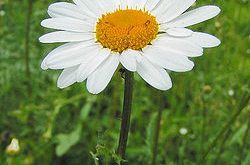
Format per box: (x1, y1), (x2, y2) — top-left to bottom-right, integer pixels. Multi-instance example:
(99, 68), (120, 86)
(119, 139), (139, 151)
(96, 9), (159, 53)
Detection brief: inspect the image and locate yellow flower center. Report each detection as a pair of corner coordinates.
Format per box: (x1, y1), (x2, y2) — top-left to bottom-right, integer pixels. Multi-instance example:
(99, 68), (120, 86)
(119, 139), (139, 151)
(96, 9), (159, 53)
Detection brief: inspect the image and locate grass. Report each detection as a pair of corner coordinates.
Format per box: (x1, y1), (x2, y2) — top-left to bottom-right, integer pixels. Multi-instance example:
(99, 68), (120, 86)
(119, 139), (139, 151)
(0, 0), (249, 164)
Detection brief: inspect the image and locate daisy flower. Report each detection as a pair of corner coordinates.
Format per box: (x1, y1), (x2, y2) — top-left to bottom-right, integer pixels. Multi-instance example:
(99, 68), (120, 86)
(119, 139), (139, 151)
(40, 0), (221, 94)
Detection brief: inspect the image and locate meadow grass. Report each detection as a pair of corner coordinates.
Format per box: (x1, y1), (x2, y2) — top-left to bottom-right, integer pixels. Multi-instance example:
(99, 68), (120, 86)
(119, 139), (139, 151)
(0, 0), (249, 164)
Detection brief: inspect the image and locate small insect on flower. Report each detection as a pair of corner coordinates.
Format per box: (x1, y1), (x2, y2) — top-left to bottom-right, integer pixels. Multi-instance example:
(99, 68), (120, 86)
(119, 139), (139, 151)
(40, 0), (221, 94)
(6, 138), (20, 155)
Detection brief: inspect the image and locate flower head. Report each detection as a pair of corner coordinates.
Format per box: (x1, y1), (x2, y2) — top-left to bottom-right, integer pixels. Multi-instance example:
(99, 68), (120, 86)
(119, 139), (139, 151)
(179, 127), (188, 135)
(40, 0), (221, 94)
(228, 89), (234, 96)
(6, 138), (20, 155)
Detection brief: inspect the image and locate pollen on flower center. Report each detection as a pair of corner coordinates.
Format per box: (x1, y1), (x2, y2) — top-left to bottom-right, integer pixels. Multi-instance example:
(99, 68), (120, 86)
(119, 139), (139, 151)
(96, 9), (159, 53)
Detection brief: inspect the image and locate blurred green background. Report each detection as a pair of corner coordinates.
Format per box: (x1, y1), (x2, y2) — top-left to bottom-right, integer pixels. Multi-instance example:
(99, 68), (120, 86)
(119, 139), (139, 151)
(0, 0), (249, 165)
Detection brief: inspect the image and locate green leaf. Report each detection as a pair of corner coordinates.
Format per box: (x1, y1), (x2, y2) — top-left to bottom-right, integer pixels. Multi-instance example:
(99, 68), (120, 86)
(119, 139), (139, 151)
(80, 96), (96, 121)
(80, 102), (92, 121)
(145, 112), (157, 157)
(55, 125), (82, 156)
(229, 123), (247, 145)
(242, 151), (250, 165)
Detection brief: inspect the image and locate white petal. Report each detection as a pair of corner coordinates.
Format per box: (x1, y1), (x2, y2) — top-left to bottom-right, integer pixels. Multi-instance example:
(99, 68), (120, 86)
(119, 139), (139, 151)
(126, 0), (135, 9)
(74, 0), (103, 17)
(143, 46), (195, 72)
(77, 48), (111, 82)
(164, 6), (221, 28)
(154, 35), (203, 57)
(42, 41), (100, 69)
(137, 56), (172, 90)
(132, 0), (147, 9)
(48, 2), (95, 21)
(87, 54), (119, 94)
(119, 0), (128, 9)
(98, 0), (119, 12)
(57, 66), (79, 89)
(165, 28), (193, 37)
(39, 31), (95, 43)
(72, 0), (98, 18)
(189, 32), (221, 48)
(157, 0), (196, 23)
(41, 17), (94, 32)
(145, 0), (161, 11)
(126, 0), (144, 9)
(41, 59), (49, 70)
(119, 49), (141, 72)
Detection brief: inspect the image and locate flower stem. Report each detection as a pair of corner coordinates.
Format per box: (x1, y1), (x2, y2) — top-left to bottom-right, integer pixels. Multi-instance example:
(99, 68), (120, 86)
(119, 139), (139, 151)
(214, 129), (232, 165)
(151, 92), (165, 165)
(201, 94), (207, 158)
(238, 118), (250, 164)
(24, 0), (33, 95)
(199, 92), (250, 163)
(116, 70), (134, 159)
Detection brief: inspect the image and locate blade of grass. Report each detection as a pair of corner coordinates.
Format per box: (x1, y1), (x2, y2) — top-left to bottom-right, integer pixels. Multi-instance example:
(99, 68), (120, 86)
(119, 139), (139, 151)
(199, 92), (250, 163)
(24, 0), (33, 95)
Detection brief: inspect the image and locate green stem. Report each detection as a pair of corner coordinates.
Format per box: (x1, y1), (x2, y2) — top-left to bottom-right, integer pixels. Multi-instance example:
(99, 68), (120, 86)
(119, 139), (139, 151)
(199, 93), (250, 163)
(151, 107), (163, 165)
(110, 75), (120, 126)
(116, 70), (134, 159)
(24, 0), (33, 95)
(201, 95), (207, 158)
(151, 92), (165, 165)
(238, 118), (250, 164)
(214, 129), (232, 165)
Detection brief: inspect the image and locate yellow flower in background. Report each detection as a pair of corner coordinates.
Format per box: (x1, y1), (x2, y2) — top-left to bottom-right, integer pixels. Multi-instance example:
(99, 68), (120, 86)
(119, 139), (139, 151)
(6, 138), (20, 155)
(40, 0), (220, 94)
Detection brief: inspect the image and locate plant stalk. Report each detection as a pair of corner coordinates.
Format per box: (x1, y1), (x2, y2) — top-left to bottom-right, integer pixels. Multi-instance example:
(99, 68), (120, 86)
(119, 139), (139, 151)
(151, 92), (165, 165)
(214, 129), (232, 165)
(199, 92), (250, 163)
(24, 0), (33, 95)
(238, 118), (250, 164)
(116, 70), (134, 159)
(201, 95), (207, 157)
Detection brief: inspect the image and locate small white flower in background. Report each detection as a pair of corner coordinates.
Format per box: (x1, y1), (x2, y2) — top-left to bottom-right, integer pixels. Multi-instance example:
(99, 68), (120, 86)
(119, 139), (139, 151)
(40, 0), (221, 94)
(0, 10), (5, 16)
(246, 49), (250, 55)
(228, 89), (234, 96)
(6, 138), (20, 154)
(179, 128), (188, 135)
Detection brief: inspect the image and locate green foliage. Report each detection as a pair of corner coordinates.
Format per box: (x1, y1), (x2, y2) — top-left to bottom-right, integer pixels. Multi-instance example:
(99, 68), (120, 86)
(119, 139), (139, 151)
(56, 125), (82, 157)
(146, 112), (158, 157)
(0, 0), (250, 165)
(55, 96), (96, 156)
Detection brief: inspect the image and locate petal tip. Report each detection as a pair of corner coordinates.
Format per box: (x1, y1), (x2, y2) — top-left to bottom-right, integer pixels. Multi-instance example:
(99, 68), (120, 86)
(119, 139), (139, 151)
(188, 61), (195, 71)
(38, 36), (45, 43)
(87, 88), (101, 95)
(41, 60), (49, 70)
(210, 5), (221, 16)
(214, 38), (221, 47)
(158, 81), (173, 91)
(57, 82), (68, 89)
(40, 20), (45, 27)
(57, 84), (65, 89)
